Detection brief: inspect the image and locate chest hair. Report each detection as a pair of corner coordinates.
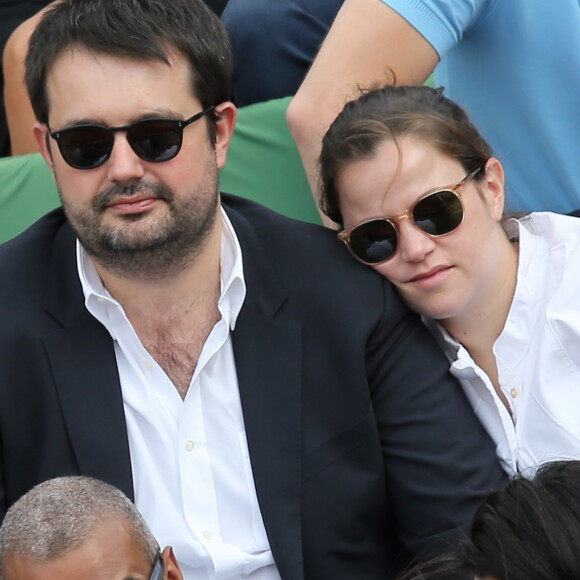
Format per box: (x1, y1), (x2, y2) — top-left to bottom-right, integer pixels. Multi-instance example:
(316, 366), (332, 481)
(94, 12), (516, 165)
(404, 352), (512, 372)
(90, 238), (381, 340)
(140, 306), (221, 399)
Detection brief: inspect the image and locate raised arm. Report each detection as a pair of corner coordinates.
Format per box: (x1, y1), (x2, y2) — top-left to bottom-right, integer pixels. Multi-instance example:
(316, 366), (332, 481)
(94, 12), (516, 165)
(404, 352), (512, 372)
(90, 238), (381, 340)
(3, 4), (54, 156)
(286, 0), (438, 225)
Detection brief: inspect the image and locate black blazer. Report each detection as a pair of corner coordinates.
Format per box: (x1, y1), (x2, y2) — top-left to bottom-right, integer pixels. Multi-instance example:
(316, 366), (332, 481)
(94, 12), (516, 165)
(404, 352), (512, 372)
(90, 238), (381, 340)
(0, 194), (503, 579)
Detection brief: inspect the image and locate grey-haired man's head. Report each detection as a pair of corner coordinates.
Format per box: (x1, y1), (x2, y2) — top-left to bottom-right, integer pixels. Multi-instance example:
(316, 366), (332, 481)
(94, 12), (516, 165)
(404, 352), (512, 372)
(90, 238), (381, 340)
(0, 476), (182, 580)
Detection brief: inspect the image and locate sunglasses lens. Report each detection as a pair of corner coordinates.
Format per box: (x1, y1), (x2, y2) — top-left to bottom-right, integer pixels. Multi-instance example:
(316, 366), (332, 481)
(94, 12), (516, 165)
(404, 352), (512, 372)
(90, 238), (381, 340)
(349, 220), (397, 264)
(413, 190), (463, 236)
(56, 127), (112, 169)
(129, 120), (183, 162)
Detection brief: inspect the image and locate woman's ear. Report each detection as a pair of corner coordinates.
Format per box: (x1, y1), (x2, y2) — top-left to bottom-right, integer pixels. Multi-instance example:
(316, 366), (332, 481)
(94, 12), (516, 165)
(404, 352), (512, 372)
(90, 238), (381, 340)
(481, 157), (505, 221)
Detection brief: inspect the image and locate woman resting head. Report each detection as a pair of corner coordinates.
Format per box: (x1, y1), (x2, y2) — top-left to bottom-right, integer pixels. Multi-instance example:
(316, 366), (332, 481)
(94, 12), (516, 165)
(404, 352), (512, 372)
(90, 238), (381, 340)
(319, 84), (580, 478)
(319, 85), (517, 331)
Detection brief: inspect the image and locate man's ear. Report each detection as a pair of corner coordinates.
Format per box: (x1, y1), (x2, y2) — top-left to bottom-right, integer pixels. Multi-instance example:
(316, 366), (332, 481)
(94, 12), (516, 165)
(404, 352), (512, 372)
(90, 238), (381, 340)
(212, 101), (237, 170)
(482, 157), (505, 221)
(161, 546), (183, 580)
(33, 121), (54, 170)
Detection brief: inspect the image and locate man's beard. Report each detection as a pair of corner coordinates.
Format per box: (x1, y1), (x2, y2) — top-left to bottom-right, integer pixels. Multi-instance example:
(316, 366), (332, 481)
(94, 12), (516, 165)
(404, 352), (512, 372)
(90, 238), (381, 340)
(58, 172), (219, 281)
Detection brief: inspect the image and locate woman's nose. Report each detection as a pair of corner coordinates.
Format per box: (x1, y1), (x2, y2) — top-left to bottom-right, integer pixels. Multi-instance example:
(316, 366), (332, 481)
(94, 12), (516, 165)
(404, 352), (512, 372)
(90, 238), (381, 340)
(396, 218), (436, 262)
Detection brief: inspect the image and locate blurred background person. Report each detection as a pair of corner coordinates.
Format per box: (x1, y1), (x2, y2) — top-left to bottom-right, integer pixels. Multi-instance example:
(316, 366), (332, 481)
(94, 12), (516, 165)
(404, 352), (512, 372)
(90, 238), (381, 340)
(288, 0), (580, 217)
(0, 0), (51, 156)
(222, 0), (343, 106)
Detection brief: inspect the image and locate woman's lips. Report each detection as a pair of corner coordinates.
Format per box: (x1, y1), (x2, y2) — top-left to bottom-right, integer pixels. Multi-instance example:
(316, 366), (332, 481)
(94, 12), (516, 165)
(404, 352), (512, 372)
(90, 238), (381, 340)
(408, 265), (453, 288)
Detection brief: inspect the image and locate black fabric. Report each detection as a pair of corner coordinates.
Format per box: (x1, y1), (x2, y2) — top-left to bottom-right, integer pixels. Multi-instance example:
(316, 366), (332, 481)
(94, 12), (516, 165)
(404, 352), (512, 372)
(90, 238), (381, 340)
(204, 0), (229, 16)
(222, 0), (344, 106)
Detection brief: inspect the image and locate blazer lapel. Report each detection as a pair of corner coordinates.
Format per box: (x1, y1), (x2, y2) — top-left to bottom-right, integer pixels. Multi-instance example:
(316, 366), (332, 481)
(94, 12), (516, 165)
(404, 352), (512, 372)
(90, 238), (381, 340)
(42, 220), (134, 499)
(226, 203), (305, 580)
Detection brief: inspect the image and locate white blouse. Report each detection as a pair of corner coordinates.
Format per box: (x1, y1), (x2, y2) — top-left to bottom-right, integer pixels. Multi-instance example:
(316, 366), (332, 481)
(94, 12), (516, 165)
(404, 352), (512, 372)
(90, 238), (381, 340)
(425, 212), (580, 476)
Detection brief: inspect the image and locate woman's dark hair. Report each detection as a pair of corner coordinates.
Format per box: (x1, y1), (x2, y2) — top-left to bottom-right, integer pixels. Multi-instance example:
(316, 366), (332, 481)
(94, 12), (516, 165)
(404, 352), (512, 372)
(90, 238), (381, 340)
(319, 85), (493, 226)
(25, 0), (233, 141)
(462, 460), (580, 580)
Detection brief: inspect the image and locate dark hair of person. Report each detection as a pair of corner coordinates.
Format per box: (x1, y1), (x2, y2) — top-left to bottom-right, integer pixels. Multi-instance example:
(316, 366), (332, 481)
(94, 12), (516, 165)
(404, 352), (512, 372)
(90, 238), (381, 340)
(462, 460), (580, 580)
(318, 85), (493, 226)
(25, 0), (233, 141)
(401, 461), (580, 580)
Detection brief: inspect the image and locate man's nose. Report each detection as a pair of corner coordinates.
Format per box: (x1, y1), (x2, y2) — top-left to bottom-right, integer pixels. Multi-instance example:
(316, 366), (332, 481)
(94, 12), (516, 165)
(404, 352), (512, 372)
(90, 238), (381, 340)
(106, 133), (146, 183)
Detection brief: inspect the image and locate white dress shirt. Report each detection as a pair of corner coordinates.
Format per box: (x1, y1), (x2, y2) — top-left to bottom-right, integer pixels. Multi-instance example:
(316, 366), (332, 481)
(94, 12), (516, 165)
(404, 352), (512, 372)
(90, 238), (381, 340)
(425, 212), (580, 476)
(78, 207), (281, 580)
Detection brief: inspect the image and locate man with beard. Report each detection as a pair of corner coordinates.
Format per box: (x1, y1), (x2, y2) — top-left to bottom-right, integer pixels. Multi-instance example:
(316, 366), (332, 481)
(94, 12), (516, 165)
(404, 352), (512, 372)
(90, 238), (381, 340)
(0, 0), (504, 578)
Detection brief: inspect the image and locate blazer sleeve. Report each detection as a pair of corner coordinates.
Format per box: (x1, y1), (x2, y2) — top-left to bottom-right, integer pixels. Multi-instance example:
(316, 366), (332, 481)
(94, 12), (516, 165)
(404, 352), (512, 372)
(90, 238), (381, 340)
(366, 279), (505, 558)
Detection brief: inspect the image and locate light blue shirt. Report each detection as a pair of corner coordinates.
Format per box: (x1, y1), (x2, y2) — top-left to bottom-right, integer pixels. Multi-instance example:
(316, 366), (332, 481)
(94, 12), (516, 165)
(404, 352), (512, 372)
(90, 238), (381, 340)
(383, 0), (580, 213)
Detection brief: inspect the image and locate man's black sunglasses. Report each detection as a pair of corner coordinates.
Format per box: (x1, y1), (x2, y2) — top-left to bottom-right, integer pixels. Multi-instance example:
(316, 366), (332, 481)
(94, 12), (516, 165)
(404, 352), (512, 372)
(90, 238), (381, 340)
(49, 106), (215, 170)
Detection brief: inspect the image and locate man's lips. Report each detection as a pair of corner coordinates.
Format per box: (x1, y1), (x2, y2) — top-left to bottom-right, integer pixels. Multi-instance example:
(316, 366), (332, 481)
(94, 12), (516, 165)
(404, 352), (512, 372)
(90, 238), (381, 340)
(408, 265), (453, 287)
(105, 195), (160, 214)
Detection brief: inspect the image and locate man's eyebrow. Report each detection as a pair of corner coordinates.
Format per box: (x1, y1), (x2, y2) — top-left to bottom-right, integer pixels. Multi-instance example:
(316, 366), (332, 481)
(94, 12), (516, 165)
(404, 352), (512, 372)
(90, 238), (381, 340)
(53, 109), (183, 131)
(131, 109), (183, 121)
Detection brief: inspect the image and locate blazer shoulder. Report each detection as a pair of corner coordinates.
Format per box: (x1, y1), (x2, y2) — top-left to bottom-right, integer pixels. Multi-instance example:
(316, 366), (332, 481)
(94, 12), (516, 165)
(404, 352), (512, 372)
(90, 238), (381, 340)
(221, 192), (329, 234)
(221, 192), (408, 323)
(0, 208), (72, 298)
(0, 207), (68, 258)
(222, 192), (382, 276)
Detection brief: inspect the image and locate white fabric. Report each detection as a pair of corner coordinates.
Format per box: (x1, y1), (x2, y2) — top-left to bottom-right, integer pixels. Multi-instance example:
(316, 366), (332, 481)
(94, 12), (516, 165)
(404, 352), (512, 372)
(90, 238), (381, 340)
(425, 212), (580, 476)
(78, 207), (281, 580)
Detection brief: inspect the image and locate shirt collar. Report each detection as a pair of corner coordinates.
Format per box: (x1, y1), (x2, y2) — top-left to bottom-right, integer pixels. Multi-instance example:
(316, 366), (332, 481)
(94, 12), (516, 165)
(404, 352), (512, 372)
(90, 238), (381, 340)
(77, 205), (246, 332)
(421, 315), (461, 356)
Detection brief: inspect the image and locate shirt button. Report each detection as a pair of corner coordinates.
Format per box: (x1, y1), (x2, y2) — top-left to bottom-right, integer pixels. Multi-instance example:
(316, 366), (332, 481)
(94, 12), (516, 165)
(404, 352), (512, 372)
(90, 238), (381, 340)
(202, 530), (211, 540)
(510, 387), (519, 398)
(185, 440), (194, 452)
(97, 297), (106, 304)
(143, 360), (154, 370)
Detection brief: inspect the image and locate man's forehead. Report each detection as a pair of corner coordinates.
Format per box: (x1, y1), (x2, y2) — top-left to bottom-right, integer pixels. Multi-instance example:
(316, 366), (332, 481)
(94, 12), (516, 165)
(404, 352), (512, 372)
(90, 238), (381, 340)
(45, 47), (198, 125)
(47, 45), (189, 80)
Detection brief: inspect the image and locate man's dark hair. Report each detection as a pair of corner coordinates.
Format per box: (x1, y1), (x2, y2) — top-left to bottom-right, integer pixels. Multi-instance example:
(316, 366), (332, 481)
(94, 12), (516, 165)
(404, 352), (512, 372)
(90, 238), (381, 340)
(25, 0), (233, 139)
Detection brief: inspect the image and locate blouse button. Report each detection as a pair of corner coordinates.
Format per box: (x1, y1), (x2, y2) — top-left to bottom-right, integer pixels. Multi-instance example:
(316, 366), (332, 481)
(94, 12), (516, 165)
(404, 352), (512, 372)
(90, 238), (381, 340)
(510, 387), (519, 399)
